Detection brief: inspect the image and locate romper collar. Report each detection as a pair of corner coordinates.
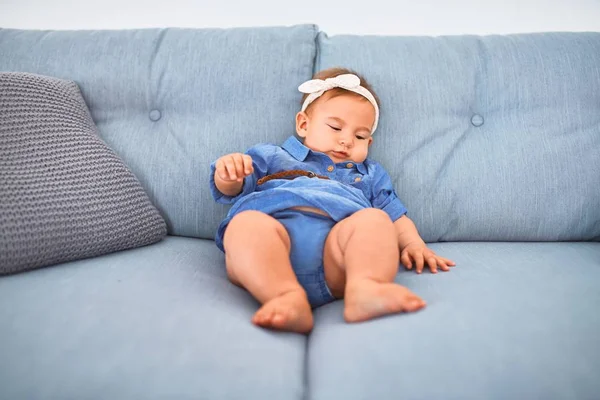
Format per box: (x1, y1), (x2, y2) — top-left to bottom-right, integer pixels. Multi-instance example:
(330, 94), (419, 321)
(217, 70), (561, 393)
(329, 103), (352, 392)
(282, 136), (310, 161)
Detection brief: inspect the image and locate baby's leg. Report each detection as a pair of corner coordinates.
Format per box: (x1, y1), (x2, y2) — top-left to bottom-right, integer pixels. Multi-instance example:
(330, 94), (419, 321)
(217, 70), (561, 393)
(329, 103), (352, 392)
(223, 210), (313, 333)
(323, 208), (426, 323)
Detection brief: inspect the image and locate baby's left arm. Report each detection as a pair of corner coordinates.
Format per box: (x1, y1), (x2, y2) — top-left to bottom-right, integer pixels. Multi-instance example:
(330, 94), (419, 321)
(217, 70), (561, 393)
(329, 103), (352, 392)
(393, 215), (456, 274)
(370, 163), (456, 274)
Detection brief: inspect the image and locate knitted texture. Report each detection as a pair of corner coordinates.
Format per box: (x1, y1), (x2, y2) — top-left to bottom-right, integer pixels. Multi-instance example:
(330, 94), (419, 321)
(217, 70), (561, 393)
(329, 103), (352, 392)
(0, 72), (167, 274)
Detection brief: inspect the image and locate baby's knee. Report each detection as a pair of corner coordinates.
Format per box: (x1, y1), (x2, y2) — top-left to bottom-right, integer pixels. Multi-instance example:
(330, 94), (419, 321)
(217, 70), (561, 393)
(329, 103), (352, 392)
(225, 210), (290, 247)
(228, 210), (269, 228)
(352, 208), (392, 227)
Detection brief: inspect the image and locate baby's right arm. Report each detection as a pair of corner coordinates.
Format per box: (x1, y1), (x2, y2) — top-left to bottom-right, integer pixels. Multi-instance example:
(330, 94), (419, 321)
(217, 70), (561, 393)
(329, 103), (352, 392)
(213, 153), (254, 197)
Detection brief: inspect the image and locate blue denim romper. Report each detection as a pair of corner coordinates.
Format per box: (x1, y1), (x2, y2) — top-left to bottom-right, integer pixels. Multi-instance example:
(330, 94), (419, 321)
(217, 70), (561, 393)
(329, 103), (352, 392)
(210, 136), (407, 308)
(270, 208), (336, 307)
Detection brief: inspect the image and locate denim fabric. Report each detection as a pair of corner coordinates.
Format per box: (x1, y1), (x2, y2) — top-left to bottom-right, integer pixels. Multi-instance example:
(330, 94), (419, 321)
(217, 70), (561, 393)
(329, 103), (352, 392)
(317, 32), (600, 242)
(0, 236), (306, 400)
(0, 26), (318, 240)
(210, 136), (407, 250)
(308, 241), (600, 400)
(272, 209), (337, 308)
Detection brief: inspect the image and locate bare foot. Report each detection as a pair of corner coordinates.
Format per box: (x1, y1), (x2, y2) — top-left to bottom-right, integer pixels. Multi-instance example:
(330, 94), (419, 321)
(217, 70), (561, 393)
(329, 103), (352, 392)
(252, 289), (314, 333)
(344, 279), (426, 323)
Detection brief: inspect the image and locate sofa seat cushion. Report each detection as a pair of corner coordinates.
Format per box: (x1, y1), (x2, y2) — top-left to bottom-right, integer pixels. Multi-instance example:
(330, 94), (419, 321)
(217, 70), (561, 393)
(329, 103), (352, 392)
(0, 236), (306, 400)
(307, 242), (600, 400)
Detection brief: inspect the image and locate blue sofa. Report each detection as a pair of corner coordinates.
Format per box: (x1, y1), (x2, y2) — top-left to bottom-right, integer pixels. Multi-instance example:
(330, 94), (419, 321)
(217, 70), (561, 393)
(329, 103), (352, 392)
(1, 25), (599, 399)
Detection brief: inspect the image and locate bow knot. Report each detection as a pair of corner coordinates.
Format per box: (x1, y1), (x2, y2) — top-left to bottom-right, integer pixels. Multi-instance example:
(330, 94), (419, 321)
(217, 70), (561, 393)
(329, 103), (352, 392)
(298, 74), (361, 94)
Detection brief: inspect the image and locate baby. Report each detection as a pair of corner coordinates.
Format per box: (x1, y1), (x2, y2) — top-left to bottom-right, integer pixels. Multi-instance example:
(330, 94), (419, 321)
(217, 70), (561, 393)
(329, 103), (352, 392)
(210, 67), (455, 333)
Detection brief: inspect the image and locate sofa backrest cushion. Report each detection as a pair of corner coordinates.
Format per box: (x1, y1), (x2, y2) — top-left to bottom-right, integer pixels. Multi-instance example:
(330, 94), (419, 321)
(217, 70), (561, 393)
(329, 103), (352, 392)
(0, 25), (318, 239)
(316, 32), (600, 241)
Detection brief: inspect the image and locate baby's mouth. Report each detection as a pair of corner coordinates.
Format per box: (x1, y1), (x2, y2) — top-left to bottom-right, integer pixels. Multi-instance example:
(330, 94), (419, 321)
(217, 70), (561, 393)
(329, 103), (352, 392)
(332, 150), (349, 158)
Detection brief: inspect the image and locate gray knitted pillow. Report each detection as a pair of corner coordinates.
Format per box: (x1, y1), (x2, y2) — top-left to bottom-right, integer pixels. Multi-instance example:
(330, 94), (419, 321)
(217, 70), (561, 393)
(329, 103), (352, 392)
(0, 72), (167, 275)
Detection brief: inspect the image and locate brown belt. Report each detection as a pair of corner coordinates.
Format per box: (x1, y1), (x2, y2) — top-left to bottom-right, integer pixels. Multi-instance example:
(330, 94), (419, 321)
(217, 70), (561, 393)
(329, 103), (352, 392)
(257, 169), (330, 185)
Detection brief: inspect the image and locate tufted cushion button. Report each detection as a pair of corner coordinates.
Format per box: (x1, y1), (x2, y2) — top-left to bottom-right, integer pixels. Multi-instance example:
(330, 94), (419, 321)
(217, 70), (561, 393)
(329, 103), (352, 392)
(471, 114), (484, 127)
(149, 109), (162, 121)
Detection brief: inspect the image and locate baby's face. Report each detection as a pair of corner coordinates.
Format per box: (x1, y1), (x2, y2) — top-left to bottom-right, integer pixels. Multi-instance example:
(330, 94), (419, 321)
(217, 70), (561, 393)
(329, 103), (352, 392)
(296, 93), (375, 163)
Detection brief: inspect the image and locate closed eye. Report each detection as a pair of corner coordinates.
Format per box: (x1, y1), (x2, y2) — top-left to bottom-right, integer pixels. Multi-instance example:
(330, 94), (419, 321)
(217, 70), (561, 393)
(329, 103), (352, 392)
(327, 124), (341, 131)
(355, 135), (367, 140)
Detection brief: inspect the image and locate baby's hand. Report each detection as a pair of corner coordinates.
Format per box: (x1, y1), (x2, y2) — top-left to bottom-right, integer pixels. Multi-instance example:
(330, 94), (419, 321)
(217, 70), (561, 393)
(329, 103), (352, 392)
(215, 153), (254, 183)
(401, 243), (456, 274)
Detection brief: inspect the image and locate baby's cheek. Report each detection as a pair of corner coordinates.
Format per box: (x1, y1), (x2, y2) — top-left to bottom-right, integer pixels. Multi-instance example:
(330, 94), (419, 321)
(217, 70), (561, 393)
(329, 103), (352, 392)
(353, 147), (369, 163)
(305, 138), (327, 153)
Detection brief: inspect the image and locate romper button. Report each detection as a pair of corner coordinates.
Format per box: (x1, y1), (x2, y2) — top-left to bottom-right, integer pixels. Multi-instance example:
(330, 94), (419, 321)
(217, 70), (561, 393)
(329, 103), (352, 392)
(354, 177), (361, 182)
(346, 163), (353, 168)
(327, 165), (334, 172)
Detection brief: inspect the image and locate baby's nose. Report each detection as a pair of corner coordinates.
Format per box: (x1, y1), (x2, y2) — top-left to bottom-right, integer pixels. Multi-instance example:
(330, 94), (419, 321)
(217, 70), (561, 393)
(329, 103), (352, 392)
(340, 137), (353, 147)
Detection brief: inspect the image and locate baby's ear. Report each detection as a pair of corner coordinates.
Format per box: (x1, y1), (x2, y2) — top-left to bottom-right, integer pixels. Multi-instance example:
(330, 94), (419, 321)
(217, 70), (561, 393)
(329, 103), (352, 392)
(295, 111), (309, 138)
(368, 137), (373, 146)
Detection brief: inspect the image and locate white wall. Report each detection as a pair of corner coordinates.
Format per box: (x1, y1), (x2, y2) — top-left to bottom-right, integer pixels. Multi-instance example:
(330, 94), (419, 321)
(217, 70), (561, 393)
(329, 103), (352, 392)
(1, 0), (600, 35)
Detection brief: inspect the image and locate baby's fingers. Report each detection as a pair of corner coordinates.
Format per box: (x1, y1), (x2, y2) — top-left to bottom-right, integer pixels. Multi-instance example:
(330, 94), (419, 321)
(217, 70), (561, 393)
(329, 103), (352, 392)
(242, 154), (254, 176)
(442, 257), (456, 267)
(215, 159), (228, 180)
(414, 252), (425, 274)
(426, 256), (438, 274)
(232, 154), (246, 182)
(223, 157), (239, 181)
(438, 258), (451, 272)
(401, 250), (412, 270)
(217, 158), (237, 181)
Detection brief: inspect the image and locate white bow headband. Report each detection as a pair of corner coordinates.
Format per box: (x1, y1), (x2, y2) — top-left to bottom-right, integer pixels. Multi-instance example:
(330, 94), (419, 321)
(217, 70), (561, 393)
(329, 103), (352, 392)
(298, 73), (379, 134)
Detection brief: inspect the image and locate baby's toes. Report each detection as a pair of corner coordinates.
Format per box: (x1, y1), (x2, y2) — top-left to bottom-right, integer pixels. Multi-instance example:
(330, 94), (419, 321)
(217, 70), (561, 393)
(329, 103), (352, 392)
(402, 294), (426, 312)
(271, 310), (289, 328)
(252, 308), (273, 326)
